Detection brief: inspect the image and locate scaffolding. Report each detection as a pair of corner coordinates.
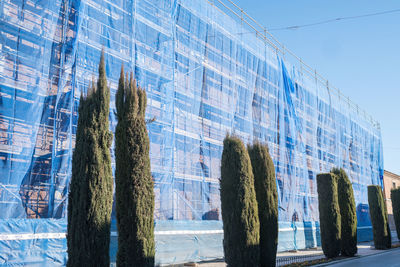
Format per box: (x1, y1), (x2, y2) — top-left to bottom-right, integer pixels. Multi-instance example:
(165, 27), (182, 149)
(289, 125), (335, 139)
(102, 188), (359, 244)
(209, 0), (380, 130)
(0, 0), (383, 265)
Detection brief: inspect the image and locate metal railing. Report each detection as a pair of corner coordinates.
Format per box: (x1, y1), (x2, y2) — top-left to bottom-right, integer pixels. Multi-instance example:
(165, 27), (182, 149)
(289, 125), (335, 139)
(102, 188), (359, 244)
(276, 254), (325, 266)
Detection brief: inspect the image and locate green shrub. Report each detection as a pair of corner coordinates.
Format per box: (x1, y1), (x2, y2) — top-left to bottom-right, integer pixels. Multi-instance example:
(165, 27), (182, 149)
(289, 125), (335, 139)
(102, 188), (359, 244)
(220, 135), (260, 267)
(248, 143), (278, 267)
(368, 185), (391, 249)
(317, 173), (341, 258)
(332, 168), (357, 256)
(67, 51), (113, 267)
(391, 188), (400, 240)
(115, 68), (155, 266)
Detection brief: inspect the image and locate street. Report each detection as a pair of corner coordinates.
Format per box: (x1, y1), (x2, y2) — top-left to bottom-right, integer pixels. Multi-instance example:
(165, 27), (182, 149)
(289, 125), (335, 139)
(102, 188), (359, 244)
(326, 248), (400, 267)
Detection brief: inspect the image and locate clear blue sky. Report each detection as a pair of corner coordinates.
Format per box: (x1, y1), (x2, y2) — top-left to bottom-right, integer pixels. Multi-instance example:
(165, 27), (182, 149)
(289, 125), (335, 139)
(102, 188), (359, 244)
(233, 0), (400, 175)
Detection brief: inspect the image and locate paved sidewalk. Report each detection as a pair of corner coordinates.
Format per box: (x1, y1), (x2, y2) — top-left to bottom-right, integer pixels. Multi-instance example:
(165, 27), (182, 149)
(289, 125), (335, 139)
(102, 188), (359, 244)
(314, 247), (400, 267)
(183, 231), (400, 267)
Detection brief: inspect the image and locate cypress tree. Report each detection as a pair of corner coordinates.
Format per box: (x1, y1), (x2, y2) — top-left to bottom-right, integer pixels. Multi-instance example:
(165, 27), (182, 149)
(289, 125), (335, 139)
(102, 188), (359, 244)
(220, 135), (260, 267)
(115, 67), (155, 266)
(391, 188), (400, 240)
(316, 173), (341, 258)
(368, 185), (391, 249)
(67, 51), (113, 267)
(248, 143), (278, 267)
(331, 168), (357, 256)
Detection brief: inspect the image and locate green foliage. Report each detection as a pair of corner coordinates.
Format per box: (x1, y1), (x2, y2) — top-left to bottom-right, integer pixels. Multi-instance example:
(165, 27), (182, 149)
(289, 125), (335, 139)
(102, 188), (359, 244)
(220, 135), (260, 267)
(248, 143), (278, 267)
(368, 185), (391, 249)
(67, 51), (113, 267)
(331, 168), (357, 256)
(115, 67), (155, 266)
(391, 188), (400, 240)
(316, 173), (341, 258)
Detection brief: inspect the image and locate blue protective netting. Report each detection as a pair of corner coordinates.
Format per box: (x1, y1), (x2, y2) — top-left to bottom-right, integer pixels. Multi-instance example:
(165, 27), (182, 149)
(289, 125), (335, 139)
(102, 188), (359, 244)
(0, 0), (383, 265)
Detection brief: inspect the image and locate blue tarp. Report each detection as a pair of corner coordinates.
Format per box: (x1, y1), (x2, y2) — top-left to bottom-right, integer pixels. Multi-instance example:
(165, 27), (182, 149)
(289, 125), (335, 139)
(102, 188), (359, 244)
(0, 0), (383, 265)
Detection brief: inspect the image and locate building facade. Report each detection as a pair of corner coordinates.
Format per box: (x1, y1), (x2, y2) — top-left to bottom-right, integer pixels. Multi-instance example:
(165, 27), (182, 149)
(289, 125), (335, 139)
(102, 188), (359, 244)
(0, 0), (383, 265)
(383, 170), (400, 230)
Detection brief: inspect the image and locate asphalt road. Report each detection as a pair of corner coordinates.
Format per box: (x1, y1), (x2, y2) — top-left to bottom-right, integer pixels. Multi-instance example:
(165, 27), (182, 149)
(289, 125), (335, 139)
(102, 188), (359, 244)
(326, 248), (400, 267)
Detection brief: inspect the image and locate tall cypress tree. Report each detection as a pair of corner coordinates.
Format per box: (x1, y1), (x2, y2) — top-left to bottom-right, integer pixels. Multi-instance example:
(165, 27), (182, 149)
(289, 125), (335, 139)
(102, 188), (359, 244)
(67, 51), (113, 266)
(115, 67), (155, 266)
(332, 168), (357, 256)
(368, 185), (391, 249)
(220, 135), (260, 267)
(317, 173), (341, 258)
(248, 143), (278, 267)
(391, 188), (400, 240)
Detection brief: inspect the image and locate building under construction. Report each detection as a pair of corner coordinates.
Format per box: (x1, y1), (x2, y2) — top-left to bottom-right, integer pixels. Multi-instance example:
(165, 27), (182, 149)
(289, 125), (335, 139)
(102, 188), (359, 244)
(0, 0), (383, 265)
